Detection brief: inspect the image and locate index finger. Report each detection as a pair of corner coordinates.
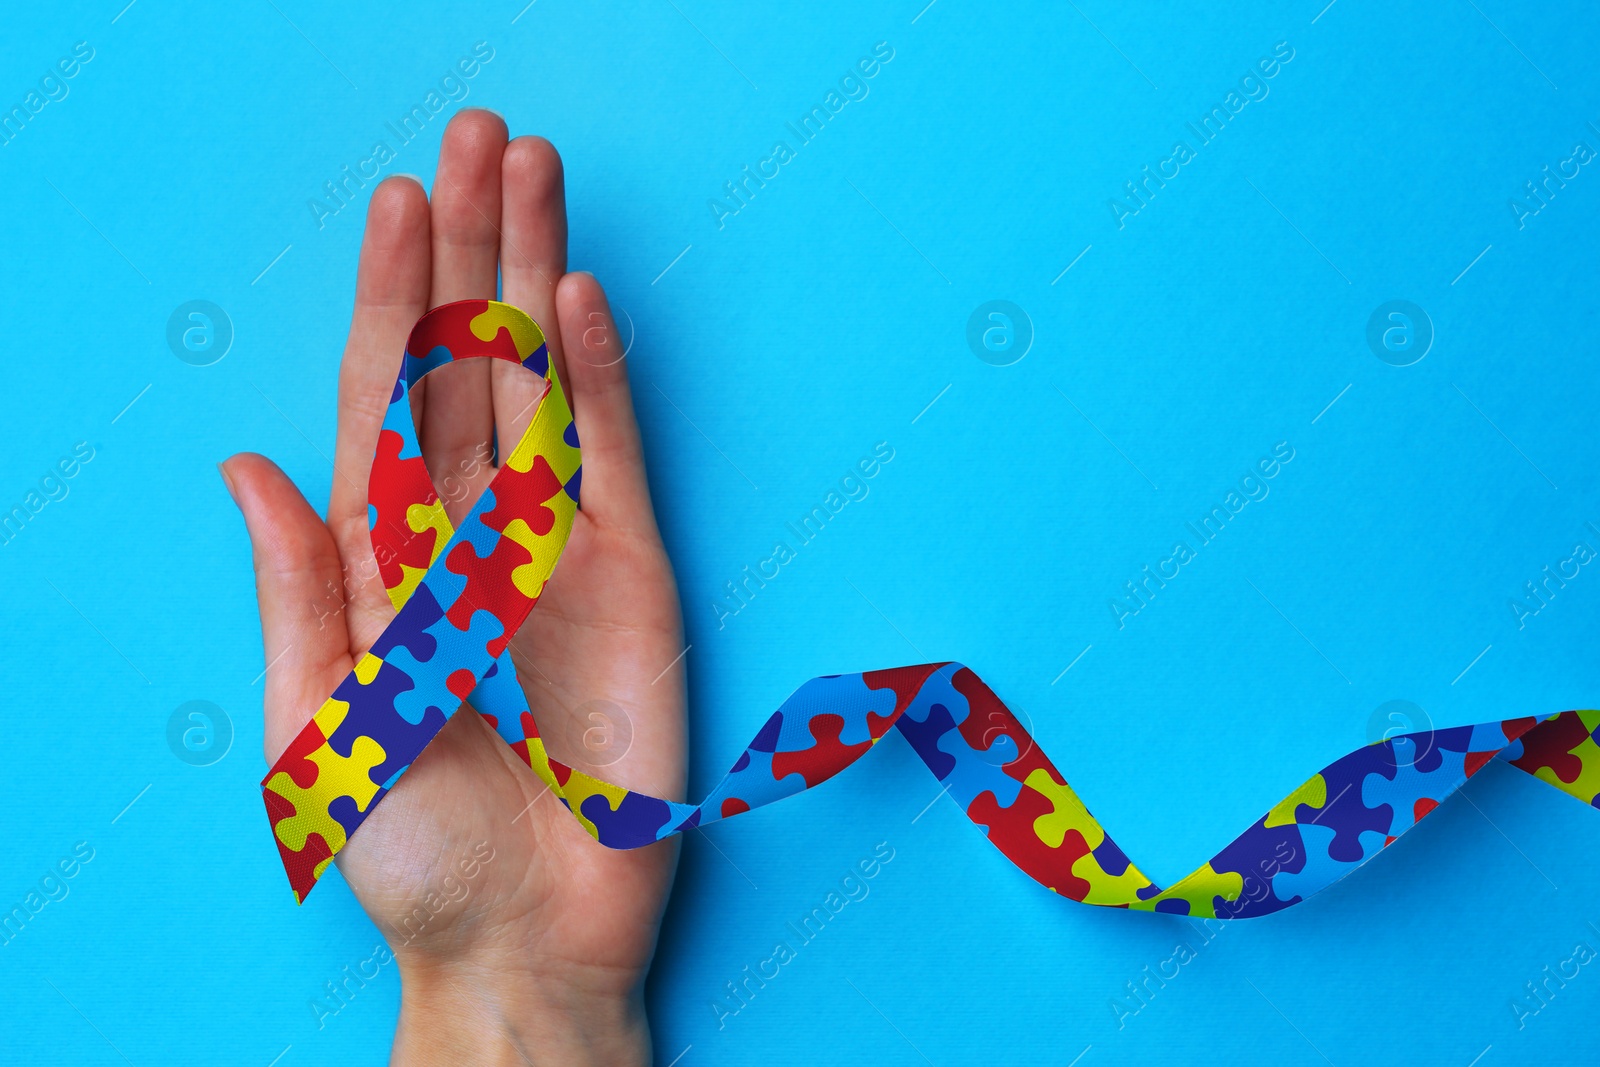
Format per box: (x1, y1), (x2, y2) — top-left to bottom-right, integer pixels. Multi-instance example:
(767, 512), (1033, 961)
(327, 177), (433, 620)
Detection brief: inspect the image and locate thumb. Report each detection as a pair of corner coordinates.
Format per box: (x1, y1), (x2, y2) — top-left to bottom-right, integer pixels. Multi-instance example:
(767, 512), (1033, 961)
(221, 453), (354, 762)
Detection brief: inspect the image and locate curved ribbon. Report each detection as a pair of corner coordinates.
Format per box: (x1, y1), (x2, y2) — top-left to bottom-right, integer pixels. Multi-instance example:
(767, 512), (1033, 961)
(263, 300), (1600, 914)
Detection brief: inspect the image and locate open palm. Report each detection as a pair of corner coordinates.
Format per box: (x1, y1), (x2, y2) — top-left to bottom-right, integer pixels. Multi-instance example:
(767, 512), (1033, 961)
(223, 110), (685, 1064)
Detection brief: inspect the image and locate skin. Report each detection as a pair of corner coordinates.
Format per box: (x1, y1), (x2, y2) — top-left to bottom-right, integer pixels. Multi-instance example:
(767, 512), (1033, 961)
(221, 110), (686, 1066)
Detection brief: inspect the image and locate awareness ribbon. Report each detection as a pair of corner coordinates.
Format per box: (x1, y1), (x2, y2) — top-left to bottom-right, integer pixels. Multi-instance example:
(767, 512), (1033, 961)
(263, 299), (1600, 916)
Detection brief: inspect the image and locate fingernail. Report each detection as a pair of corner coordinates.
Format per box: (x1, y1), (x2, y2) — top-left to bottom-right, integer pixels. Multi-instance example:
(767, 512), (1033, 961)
(218, 461), (238, 503)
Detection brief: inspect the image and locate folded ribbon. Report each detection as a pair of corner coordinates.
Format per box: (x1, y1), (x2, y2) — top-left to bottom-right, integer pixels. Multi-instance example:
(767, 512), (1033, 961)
(263, 299), (1600, 914)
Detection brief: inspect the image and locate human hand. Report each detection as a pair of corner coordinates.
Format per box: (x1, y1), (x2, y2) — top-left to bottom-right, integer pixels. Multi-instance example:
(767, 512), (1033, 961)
(222, 109), (686, 1066)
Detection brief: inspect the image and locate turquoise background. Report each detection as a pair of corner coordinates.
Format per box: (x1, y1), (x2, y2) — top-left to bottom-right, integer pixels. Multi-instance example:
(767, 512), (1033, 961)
(3, 0), (1599, 1063)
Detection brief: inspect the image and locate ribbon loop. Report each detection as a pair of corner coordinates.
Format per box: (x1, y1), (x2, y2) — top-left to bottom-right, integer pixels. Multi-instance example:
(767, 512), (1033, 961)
(263, 300), (579, 901)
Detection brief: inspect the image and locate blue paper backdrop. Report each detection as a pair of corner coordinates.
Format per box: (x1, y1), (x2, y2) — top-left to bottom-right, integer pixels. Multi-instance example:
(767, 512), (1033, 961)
(3, 1), (1599, 1063)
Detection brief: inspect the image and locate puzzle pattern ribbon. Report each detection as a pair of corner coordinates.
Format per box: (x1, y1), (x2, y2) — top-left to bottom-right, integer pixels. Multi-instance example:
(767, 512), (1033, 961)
(263, 299), (1600, 914)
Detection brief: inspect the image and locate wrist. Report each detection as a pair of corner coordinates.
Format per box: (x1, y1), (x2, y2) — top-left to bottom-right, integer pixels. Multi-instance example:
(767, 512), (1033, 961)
(394, 953), (651, 1067)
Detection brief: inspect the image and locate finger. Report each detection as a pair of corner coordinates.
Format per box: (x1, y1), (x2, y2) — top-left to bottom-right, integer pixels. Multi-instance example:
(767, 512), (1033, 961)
(422, 109), (506, 507)
(554, 271), (658, 532)
(496, 136), (567, 458)
(327, 175), (431, 643)
(222, 454), (353, 763)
